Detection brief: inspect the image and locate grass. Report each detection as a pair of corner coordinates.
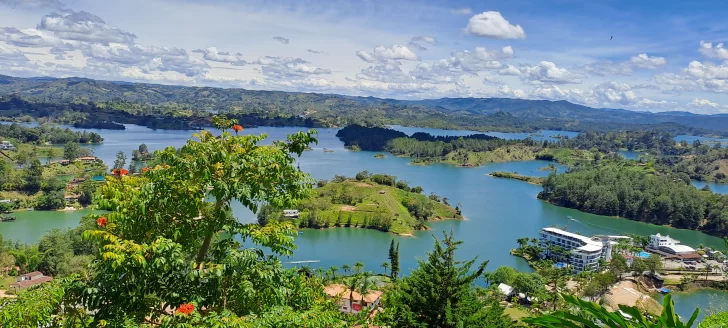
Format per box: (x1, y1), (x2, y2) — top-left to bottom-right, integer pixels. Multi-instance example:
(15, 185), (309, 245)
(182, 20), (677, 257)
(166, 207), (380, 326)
(0, 275), (16, 289)
(299, 180), (459, 234)
(489, 171), (545, 185)
(504, 307), (531, 320)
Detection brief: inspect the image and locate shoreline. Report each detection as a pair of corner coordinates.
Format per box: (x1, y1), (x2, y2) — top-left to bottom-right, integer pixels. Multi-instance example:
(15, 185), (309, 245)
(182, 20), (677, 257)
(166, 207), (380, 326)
(298, 216), (463, 237)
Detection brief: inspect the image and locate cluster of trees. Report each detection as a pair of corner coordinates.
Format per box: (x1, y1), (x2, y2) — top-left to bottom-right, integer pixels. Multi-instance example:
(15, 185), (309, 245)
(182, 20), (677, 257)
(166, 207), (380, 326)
(131, 143), (152, 161)
(538, 164), (728, 236)
(0, 122), (102, 144)
(658, 145), (728, 183)
(0, 120), (715, 327)
(561, 130), (686, 155)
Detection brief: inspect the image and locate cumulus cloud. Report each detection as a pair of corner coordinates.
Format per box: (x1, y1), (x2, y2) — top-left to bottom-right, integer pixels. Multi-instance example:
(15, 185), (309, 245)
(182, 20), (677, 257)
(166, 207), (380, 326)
(254, 56), (331, 80)
(465, 11), (526, 39)
(193, 47), (246, 66)
(591, 82), (638, 105)
(0, 27), (70, 49)
(699, 41), (728, 60)
(629, 53), (666, 69)
(38, 10), (137, 44)
(272, 36), (289, 44)
(497, 64), (520, 76)
(356, 63), (413, 83)
(690, 98), (720, 108)
(409, 60), (463, 84)
(450, 8), (472, 15)
(634, 98), (676, 109)
(356, 45), (419, 63)
(686, 61), (728, 80)
(520, 61), (583, 84)
(496, 85), (527, 98)
(0, 44), (29, 62)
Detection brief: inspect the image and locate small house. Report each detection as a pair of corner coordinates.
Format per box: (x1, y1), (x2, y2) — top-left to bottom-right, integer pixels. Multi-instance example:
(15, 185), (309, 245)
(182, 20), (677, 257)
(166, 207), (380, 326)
(77, 156), (98, 163)
(497, 283), (515, 300)
(283, 210), (299, 218)
(324, 284), (383, 315)
(91, 176), (106, 182)
(11, 271), (53, 289)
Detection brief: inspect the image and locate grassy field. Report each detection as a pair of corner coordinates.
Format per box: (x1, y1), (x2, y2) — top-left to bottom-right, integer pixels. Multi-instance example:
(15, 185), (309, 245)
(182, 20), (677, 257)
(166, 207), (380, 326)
(298, 180), (459, 234)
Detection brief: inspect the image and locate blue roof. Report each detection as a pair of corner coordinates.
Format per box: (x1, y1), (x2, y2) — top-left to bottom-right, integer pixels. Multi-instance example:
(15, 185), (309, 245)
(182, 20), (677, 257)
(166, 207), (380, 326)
(555, 262), (568, 268)
(659, 287), (670, 293)
(91, 176), (106, 181)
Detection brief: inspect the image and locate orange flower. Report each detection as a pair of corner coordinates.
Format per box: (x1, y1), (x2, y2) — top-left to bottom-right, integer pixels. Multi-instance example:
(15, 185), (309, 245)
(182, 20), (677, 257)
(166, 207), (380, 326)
(112, 168), (129, 176)
(141, 167), (151, 174)
(176, 303), (194, 315)
(96, 217), (107, 227)
(232, 124), (243, 133)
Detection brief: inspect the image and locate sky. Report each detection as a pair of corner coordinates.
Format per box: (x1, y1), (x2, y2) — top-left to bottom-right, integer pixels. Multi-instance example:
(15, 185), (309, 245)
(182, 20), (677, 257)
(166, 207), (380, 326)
(2, 0), (728, 114)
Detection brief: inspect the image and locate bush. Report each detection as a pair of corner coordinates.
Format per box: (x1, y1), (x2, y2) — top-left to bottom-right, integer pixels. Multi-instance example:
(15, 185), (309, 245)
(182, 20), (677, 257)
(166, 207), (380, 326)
(396, 180), (409, 190)
(35, 191), (66, 210)
(700, 312), (728, 328)
(317, 180), (328, 187)
(355, 170), (371, 181)
(332, 175), (348, 183)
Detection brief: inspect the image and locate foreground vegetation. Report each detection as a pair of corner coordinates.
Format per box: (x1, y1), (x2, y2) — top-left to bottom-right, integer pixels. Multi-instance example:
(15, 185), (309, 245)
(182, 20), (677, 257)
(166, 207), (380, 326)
(0, 118), (723, 327)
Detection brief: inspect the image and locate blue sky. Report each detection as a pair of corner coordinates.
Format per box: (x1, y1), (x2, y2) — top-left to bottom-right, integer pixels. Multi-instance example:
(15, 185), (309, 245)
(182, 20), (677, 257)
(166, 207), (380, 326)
(2, 0), (728, 113)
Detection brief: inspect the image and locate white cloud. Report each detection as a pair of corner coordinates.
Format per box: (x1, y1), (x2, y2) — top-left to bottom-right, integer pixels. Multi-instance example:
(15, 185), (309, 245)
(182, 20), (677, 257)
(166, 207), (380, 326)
(450, 8), (473, 15)
(254, 56), (331, 80)
(193, 47), (246, 66)
(591, 82), (638, 105)
(699, 41), (728, 60)
(520, 61), (583, 84)
(38, 10), (136, 44)
(634, 98), (676, 109)
(686, 61), (728, 80)
(690, 98), (720, 108)
(272, 36), (289, 44)
(496, 85), (527, 98)
(306, 49), (325, 55)
(629, 53), (666, 69)
(356, 45), (419, 63)
(356, 62), (413, 83)
(465, 11), (526, 39)
(497, 64), (520, 76)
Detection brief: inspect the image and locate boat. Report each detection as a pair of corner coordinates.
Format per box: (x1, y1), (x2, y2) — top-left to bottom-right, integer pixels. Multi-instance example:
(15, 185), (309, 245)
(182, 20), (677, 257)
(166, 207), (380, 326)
(1, 216), (16, 222)
(298, 231), (304, 235)
(659, 287), (670, 294)
(567, 216), (575, 221)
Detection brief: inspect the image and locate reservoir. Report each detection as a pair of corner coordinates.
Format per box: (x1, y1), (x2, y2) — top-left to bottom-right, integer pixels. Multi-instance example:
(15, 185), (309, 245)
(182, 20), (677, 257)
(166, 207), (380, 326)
(1, 125), (726, 277)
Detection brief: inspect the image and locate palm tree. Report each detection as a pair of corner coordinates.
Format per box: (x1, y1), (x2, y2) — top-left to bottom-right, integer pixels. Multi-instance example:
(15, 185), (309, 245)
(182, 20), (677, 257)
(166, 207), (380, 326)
(705, 263), (714, 281)
(315, 267), (325, 279)
(346, 273), (359, 313)
(354, 261), (364, 274)
(330, 266), (339, 280)
(381, 262), (390, 276)
(516, 237), (529, 249)
(358, 272), (373, 309)
(342, 264), (351, 276)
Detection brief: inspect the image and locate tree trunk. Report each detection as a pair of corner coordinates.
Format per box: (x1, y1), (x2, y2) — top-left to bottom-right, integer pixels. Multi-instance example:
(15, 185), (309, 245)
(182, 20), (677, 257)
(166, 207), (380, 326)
(195, 198), (224, 264)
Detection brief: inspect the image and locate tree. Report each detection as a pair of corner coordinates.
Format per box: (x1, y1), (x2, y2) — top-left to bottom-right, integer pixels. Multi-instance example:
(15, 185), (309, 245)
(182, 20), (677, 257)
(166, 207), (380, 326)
(113, 151), (126, 170)
(77, 180), (97, 207)
(381, 262), (390, 276)
(354, 261), (364, 274)
(57, 119), (345, 325)
(256, 203), (280, 226)
(9, 245), (47, 273)
(22, 159), (43, 194)
(389, 241), (400, 279)
(329, 266), (339, 280)
(63, 142), (81, 161)
(705, 263), (714, 281)
(516, 237), (529, 249)
(631, 257), (648, 278)
(381, 231), (513, 328)
(646, 254), (662, 275)
(35, 190), (66, 210)
(610, 253), (629, 278)
(342, 264), (351, 276)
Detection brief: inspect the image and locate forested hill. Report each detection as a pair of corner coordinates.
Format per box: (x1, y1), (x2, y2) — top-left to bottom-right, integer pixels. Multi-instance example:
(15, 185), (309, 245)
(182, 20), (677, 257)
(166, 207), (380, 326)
(0, 74), (725, 135)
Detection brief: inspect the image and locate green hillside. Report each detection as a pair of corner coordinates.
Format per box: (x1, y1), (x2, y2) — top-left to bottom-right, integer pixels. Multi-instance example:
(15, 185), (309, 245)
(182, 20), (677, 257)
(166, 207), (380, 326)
(296, 177), (461, 235)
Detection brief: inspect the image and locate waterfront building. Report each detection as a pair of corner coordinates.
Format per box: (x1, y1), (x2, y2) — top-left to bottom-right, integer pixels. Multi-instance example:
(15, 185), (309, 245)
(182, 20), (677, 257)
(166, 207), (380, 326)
(539, 227), (611, 273)
(324, 284), (382, 315)
(649, 234), (696, 255)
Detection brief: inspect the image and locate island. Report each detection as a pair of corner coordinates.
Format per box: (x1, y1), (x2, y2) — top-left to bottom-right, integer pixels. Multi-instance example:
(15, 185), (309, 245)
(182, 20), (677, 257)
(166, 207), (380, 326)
(261, 172), (462, 235)
(489, 171), (545, 185)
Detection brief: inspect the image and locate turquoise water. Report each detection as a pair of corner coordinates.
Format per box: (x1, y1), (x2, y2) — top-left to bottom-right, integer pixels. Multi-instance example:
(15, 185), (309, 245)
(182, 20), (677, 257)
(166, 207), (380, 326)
(2, 124), (727, 277)
(692, 181), (728, 195)
(656, 290), (728, 324)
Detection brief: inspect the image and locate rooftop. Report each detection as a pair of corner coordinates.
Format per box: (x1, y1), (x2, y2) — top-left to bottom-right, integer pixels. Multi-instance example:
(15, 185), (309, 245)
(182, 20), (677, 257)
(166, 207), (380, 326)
(663, 245), (696, 254)
(576, 244), (604, 253)
(13, 276), (52, 289)
(323, 284), (383, 303)
(542, 227), (603, 248)
(498, 283), (514, 296)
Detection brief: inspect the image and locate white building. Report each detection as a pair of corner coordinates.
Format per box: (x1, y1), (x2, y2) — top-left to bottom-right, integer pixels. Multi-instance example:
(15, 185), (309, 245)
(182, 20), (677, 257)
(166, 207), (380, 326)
(650, 234), (695, 255)
(539, 227), (612, 273)
(283, 210), (299, 218)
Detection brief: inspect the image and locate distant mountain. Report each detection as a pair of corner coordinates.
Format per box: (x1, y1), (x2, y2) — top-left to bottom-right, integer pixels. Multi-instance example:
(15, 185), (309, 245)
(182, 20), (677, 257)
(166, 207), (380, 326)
(0, 74), (726, 136)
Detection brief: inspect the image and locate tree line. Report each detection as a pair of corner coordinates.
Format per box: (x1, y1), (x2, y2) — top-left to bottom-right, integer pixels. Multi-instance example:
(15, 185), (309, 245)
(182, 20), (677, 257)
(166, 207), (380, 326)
(538, 163), (728, 237)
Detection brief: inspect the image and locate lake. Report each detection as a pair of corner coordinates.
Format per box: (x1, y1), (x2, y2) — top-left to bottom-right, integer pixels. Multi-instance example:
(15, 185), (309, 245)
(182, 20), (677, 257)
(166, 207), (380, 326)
(1, 124), (727, 278)
(656, 290), (728, 324)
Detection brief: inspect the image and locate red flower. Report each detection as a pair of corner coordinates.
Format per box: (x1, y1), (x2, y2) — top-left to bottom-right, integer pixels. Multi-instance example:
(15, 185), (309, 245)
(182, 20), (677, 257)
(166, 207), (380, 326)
(96, 217), (107, 227)
(176, 303), (194, 315)
(112, 168), (129, 176)
(232, 124), (243, 133)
